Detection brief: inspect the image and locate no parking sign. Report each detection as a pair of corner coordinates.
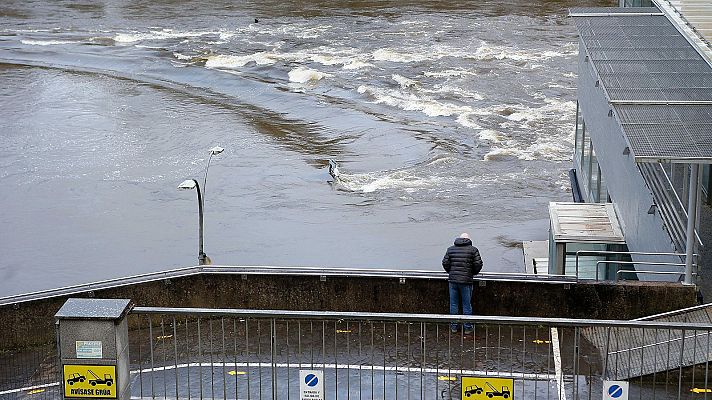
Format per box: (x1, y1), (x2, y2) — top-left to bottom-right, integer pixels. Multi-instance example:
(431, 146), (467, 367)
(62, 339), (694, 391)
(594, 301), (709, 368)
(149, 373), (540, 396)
(299, 370), (323, 400)
(603, 381), (628, 400)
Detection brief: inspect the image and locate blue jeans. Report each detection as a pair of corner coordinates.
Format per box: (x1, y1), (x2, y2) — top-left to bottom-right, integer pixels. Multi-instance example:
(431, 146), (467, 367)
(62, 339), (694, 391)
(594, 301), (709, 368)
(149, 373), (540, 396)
(449, 282), (473, 331)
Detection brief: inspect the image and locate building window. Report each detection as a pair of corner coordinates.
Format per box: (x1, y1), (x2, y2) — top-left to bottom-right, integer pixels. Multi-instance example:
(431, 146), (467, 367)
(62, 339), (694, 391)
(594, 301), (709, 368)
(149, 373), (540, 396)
(582, 135), (592, 198)
(590, 147), (600, 202)
(599, 166), (609, 203)
(575, 103), (585, 167)
(573, 103), (609, 203)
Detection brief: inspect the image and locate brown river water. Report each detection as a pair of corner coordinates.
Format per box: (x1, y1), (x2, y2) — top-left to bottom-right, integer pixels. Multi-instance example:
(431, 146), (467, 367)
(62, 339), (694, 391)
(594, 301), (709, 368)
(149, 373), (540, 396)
(0, 0), (613, 296)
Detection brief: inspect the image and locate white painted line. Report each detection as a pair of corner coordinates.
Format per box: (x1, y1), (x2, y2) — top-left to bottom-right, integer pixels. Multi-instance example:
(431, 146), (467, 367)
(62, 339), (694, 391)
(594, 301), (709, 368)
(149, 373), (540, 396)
(131, 362), (558, 380)
(0, 381), (61, 396)
(3, 362), (562, 395)
(551, 327), (567, 400)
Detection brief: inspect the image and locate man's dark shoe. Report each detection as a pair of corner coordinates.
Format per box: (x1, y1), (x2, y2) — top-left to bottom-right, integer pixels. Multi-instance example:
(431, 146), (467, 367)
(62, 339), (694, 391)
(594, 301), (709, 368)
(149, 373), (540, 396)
(450, 326), (459, 333)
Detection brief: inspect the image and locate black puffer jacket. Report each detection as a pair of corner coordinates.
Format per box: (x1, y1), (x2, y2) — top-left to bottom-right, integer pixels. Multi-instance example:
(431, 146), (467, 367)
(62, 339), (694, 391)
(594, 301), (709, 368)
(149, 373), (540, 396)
(442, 238), (483, 283)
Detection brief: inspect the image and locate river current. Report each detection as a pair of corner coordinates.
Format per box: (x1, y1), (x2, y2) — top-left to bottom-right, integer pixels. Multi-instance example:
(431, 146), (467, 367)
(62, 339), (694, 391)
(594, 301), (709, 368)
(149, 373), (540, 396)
(0, 0), (613, 296)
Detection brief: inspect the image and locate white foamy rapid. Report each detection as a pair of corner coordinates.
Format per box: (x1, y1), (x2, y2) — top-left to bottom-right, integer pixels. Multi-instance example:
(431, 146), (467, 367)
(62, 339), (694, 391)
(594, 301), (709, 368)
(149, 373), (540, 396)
(113, 29), (219, 43)
(392, 74), (418, 88)
(336, 169), (445, 193)
(20, 39), (76, 46)
(357, 85), (473, 117)
(205, 53), (278, 68)
(373, 48), (431, 63)
(475, 98), (577, 161)
(288, 67), (329, 83)
(424, 69), (478, 78)
(468, 42), (576, 63)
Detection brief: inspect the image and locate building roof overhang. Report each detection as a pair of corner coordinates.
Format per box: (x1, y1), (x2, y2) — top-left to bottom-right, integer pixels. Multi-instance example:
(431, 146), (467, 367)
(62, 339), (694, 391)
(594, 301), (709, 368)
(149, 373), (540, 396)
(571, 7), (712, 164)
(549, 202), (626, 244)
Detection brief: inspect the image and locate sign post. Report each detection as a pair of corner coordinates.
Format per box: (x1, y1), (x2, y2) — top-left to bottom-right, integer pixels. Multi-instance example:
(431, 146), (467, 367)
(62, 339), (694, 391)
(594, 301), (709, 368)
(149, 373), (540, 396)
(55, 298), (132, 400)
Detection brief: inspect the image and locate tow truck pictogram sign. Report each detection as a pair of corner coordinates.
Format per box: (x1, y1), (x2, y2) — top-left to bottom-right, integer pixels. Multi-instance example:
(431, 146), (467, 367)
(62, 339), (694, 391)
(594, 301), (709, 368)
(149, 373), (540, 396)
(63, 365), (117, 398)
(462, 376), (515, 399)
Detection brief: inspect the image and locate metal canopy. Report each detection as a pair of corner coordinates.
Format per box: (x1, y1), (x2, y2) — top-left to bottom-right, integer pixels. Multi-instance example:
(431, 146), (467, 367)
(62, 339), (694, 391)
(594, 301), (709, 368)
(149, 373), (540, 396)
(549, 202), (626, 244)
(571, 7), (712, 163)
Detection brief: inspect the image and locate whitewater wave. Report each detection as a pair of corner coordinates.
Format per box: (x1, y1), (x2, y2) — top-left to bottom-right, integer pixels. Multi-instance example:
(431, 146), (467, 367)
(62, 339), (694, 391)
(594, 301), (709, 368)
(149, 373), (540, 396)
(478, 129), (505, 143)
(357, 85), (472, 117)
(336, 169), (445, 193)
(205, 53), (278, 68)
(288, 67), (329, 83)
(424, 69), (478, 78)
(392, 74), (418, 88)
(114, 29), (216, 43)
(370, 42), (574, 66)
(424, 85), (484, 101)
(373, 48), (430, 63)
(20, 39), (76, 46)
(467, 43), (576, 63)
(455, 113), (483, 130)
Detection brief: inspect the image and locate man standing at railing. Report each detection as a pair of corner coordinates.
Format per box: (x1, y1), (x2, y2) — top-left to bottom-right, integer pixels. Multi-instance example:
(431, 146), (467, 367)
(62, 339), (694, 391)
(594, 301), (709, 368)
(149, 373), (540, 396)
(442, 232), (483, 335)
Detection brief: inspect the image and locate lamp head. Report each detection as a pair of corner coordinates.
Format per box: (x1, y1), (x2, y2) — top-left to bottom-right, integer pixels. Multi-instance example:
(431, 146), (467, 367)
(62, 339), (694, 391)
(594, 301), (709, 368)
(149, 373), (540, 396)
(178, 179), (197, 190)
(209, 146), (225, 156)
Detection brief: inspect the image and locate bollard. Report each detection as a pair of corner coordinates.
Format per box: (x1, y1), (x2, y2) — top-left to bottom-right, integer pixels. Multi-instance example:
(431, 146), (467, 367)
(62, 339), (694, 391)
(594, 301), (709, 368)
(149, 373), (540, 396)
(55, 298), (133, 400)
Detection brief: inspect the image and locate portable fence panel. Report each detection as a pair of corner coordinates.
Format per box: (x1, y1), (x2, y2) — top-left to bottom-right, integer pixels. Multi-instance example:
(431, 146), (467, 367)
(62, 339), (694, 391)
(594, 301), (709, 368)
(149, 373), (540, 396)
(0, 344), (59, 400)
(127, 311), (624, 400)
(127, 314), (576, 400)
(3, 309), (712, 400)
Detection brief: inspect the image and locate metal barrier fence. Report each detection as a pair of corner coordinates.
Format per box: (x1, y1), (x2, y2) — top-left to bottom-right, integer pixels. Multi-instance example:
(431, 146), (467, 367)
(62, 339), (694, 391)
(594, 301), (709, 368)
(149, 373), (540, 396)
(0, 344), (59, 399)
(574, 250), (700, 282)
(127, 307), (712, 400)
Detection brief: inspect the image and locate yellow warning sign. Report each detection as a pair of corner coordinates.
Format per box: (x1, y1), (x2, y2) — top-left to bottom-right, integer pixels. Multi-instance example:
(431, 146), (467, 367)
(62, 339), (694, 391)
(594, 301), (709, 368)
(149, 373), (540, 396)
(462, 376), (514, 399)
(63, 365), (117, 399)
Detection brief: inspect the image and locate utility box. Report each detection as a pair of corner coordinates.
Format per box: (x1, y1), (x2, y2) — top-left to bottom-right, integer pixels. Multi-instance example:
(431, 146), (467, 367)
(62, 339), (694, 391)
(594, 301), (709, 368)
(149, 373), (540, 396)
(55, 298), (133, 400)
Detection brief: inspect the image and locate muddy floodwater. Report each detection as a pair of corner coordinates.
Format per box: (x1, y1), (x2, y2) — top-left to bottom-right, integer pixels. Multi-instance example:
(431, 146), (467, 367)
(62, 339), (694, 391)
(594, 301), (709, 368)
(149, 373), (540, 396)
(0, 0), (614, 296)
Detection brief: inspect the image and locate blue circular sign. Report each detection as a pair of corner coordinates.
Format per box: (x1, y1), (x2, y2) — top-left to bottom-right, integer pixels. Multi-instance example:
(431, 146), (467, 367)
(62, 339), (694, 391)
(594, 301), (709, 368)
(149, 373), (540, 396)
(608, 384), (623, 398)
(305, 374), (318, 387)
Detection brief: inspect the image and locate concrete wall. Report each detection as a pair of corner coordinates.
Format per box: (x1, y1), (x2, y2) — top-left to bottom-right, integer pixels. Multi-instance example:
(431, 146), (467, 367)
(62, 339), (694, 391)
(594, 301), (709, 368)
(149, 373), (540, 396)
(0, 272), (696, 350)
(576, 39), (679, 268)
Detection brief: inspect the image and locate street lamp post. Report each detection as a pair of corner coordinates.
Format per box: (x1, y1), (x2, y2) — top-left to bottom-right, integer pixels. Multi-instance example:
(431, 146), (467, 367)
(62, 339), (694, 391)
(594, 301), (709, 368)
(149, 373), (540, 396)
(178, 146), (224, 266)
(178, 179), (206, 265)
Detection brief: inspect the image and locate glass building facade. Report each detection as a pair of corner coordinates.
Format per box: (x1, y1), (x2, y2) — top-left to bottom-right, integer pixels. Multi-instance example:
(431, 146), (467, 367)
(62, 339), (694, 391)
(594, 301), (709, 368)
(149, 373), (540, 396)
(574, 102), (609, 204)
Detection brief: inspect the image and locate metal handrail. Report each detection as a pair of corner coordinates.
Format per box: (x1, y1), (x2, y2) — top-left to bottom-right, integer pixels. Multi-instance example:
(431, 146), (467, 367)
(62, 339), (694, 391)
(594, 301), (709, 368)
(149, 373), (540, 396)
(130, 306), (712, 331)
(614, 269), (695, 282)
(640, 163), (688, 251)
(634, 302), (712, 321)
(655, 162), (704, 248)
(0, 265), (574, 306)
(574, 250), (697, 280)
(588, 260), (692, 281)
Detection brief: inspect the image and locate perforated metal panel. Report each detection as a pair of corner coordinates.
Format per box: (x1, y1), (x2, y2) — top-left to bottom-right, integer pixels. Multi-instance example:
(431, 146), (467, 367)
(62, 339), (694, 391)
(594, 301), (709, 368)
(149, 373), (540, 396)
(572, 7), (712, 161)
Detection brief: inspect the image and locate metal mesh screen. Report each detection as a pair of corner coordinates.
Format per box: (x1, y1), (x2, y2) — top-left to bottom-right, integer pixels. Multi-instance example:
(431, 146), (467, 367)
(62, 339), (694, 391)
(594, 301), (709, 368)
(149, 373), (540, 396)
(573, 9), (712, 161)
